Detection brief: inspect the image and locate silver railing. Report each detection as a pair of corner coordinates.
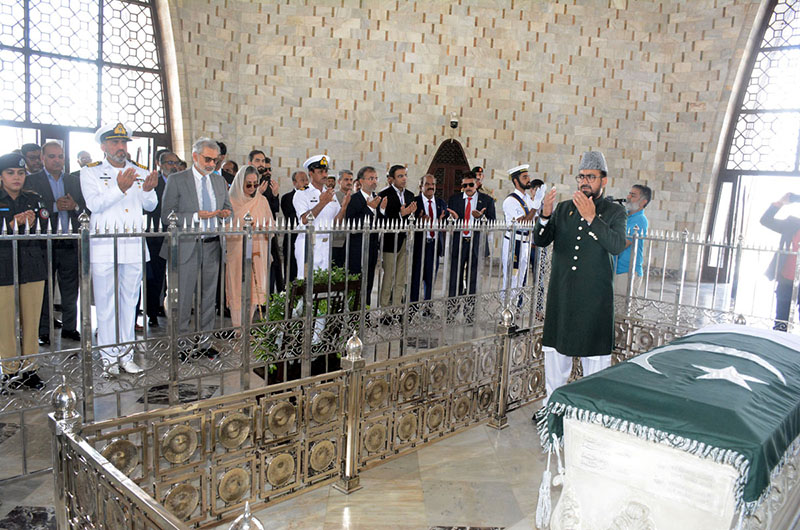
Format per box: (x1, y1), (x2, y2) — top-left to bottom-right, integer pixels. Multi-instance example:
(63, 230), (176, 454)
(3, 214), (798, 483)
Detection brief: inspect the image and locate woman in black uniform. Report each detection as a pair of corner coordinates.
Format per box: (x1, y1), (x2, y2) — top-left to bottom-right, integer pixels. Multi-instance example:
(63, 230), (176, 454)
(0, 152), (47, 390)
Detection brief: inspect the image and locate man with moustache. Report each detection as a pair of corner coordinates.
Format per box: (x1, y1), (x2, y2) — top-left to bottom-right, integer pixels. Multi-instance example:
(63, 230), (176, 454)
(501, 165), (537, 300)
(614, 184), (651, 297)
(24, 141), (86, 345)
(249, 149), (283, 293)
(143, 150), (180, 328)
(160, 138), (232, 359)
(378, 165), (417, 316)
(410, 174), (452, 305)
(81, 123), (159, 375)
(20, 144), (43, 175)
(332, 169), (354, 268)
(281, 170), (307, 282)
(346, 166), (386, 307)
(534, 151), (626, 404)
(447, 171), (495, 322)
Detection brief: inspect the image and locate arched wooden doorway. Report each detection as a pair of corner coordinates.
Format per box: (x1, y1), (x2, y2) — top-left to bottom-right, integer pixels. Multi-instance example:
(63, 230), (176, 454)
(426, 139), (471, 200)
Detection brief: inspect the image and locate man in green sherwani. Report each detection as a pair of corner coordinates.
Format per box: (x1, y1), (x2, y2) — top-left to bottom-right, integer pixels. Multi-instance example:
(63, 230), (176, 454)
(533, 151), (627, 405)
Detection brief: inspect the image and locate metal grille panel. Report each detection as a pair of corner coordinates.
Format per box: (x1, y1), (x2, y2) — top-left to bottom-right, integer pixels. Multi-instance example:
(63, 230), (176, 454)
(0, 50), (26, 121)
(30, 55), (98, 127)
(29, 0), (99, 60)
(0, 0), (24, 48)
(102, 0), (159, 69)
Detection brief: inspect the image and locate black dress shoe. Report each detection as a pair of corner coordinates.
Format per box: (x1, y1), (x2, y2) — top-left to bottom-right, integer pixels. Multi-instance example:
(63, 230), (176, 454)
(61, 329), (81, 341)
(148, 317), (159, 328)
(158, 306), (167, 317)
(53, 319), (62, 329)
(19, 370), (44, 390)
(39, 334), (50, 346)
(53, 303), (62, 312)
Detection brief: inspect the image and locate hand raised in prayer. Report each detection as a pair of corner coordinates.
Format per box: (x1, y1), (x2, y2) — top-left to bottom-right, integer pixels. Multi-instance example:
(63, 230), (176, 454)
(400, 201), (417, 216)
(471, 207), (486, 219)
(446, 208), (458, 220)
(541, 187), (557, 217)
(117, 168), (137, 193)
(142, 170), (158, 192)
(367, 195), (382, 209)
(258, 180), (268, 195)
(269, 179), (279, 196)
(56, 193), (77, 211)
(218, 209), (232, 219)
(572, 191), (596, 224)
(13, 210), (35, 226)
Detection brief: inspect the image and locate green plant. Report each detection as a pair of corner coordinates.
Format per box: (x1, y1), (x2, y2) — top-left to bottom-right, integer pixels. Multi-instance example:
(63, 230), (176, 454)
(251, 265), (360, 369)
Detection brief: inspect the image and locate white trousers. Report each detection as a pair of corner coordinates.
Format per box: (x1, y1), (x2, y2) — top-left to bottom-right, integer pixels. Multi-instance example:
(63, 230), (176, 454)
(92, 262), (141, 363)
(501, 237), (530, 291)
(295, 235), (330, 280)
(543, 346), (611, 406)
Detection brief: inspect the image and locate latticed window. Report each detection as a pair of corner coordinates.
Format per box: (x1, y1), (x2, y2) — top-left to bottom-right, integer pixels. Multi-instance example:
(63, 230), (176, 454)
(706, 0), (800, 279)
(0, 0), (170, 167)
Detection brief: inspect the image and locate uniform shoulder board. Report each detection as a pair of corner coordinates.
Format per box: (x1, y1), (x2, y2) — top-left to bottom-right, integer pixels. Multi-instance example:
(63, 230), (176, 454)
(302, 185), (309, 190)
(133, 161), (149, 170)
(23, 189), (42, 199)
(86, 161), (102, 167)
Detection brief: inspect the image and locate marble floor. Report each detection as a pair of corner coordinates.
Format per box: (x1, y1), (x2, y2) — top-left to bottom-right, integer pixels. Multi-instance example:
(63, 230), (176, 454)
(0, 403), (550, 530)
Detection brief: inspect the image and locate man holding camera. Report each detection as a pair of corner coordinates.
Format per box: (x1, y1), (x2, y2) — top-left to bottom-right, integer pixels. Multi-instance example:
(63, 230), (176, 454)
(249, 149), (283, 293)
(761, 193), (800, 331)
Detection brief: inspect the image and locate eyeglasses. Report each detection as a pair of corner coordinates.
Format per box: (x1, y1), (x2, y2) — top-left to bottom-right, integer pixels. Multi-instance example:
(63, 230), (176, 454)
(244, 183), (257, 189)
(575, 174), (601, 183)
(162, 160), (179, 166)
(200, 155), (220, 164)
(462, 182), (475, 188)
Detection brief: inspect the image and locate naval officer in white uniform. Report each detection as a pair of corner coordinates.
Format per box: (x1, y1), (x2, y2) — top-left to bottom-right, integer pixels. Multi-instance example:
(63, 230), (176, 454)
(502, 165), (538, 298)
(293, 155), (350, 279)
(81, 123), (158, 376)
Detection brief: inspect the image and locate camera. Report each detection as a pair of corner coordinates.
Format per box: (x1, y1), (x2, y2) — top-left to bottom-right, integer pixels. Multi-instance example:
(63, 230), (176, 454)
(449, 112), (459, 129)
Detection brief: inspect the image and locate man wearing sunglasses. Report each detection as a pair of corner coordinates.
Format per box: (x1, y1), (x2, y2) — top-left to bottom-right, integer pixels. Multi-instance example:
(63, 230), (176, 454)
(533, 151), (626, 405)
(160, 138), (232, 360)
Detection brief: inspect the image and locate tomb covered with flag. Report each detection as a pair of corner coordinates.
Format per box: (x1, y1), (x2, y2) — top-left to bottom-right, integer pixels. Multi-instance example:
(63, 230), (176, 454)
(535, 324), (800, 529)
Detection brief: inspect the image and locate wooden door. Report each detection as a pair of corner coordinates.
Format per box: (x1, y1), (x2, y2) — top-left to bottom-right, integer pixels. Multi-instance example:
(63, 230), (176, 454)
(425, 139), (471, 201)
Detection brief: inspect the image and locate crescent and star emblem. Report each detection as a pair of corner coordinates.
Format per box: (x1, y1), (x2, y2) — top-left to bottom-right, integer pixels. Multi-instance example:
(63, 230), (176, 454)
(628, 342), (786, 392)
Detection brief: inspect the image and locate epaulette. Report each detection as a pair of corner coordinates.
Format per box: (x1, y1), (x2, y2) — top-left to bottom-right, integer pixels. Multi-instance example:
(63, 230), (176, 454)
(23, 189), (42, 199)
(86, 161), (102, 167)
(302, 185), (309, 190)
(132, 161), (149, 170)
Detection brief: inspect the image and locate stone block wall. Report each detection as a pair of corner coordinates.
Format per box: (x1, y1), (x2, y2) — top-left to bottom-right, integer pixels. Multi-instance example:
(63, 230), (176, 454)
(164, 0), (761, 234)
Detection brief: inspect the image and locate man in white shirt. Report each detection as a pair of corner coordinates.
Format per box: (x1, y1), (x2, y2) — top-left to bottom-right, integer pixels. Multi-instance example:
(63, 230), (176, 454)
(293, 155), (350, 279)
(81, 123), (158, 376)
(502, 165), (538, 300)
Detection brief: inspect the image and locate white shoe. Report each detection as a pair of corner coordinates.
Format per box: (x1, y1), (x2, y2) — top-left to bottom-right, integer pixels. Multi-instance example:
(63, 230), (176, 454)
(119, 360), (144, 374)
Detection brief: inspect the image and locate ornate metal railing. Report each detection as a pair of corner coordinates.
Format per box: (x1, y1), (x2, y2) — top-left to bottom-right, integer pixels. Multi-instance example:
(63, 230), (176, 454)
(5, 216), (797, 483)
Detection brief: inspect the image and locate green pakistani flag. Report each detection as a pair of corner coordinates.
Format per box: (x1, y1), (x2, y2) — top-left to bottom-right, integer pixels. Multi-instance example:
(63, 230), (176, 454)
(537, 326), (800, 513)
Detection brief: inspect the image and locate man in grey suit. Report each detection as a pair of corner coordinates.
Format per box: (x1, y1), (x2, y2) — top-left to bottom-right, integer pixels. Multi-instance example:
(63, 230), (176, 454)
(160, 138), (232, 358)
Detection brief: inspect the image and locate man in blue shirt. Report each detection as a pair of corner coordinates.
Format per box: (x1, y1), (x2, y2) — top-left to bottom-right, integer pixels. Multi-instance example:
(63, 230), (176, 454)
(614, 184), (651, 297)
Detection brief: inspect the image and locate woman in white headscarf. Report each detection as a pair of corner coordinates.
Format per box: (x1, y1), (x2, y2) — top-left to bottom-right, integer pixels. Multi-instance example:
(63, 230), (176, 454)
(226, 165), (273, 327)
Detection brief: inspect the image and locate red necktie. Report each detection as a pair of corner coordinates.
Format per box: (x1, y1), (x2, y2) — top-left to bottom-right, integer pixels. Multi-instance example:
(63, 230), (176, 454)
(428, 199), (434, 238)
(464, 196), (472, 236)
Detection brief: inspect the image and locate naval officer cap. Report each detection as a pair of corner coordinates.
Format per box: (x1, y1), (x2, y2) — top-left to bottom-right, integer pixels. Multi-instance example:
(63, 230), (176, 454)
(303, 155), (329, 172)
(0, 152), (27, 173)
(578, 151), (608, 173)
(507, 164), (530, 180)
(94, 122), (134, 144)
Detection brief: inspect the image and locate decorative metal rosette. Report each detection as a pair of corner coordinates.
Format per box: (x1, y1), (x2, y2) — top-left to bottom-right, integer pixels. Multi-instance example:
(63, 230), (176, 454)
(399, 370), (419, 399)
(309, 440), (335, 472)
(310, 392), (337, 424)
(456, 357), (474, 382)
(164, 484), (199, 519)
(218, 468), (250, 504)
(363, 424), (387, 453)
(266, 401), (296, 436)
(161, 425), (198, 464)
(396, 413), (417, 441)
(266, 453), (295, 487)
(453, 395), (471, 421)
(217, 413), (251, 449)
(426, 404), (445, 431)
(365, 378), (389, 409)
(429, 362), (447, 390)
(477, 387), (494, 411)
(101, 439), (139, 475)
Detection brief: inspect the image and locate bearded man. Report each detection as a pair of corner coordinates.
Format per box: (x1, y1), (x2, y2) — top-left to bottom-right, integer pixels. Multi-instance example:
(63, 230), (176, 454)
(533, 151), (627, 404)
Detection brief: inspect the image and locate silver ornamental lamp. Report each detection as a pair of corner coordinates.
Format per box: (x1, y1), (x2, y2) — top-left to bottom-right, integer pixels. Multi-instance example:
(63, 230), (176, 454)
(228, 502), (264, 530)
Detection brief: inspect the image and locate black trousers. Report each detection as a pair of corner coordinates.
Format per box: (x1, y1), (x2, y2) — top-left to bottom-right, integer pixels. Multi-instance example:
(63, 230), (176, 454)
(410, 239), (439, 303)
(40, 241), (79, 334)
(283, 233), (298, 283)
(448, 237), (479, 320)
(270, 238), (284, 295)
(145, 236), (166, 319)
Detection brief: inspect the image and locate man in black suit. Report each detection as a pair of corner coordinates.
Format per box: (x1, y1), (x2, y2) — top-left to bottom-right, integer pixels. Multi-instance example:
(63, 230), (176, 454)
(447, 171), (496, 321)
(24, 141), (86, 345)
(377, 165), (417, 311)
(281, 170), (308, 283)
(410, 174), (451, 304)
(250, 149), (284, 294)
(143, 150), (180, 327)
(346, 166), (386, 307)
